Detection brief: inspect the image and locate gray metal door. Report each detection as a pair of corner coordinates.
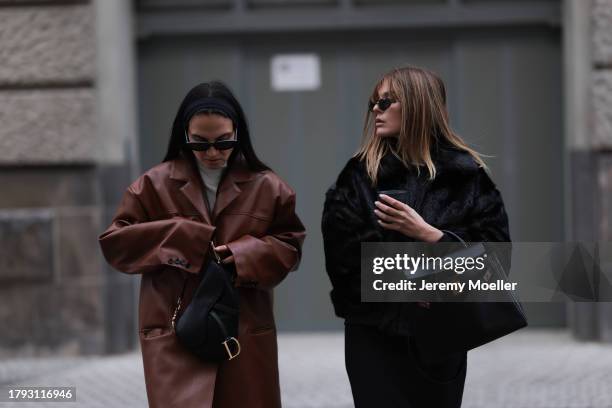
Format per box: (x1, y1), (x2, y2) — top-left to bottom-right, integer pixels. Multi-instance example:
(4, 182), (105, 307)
(138, 2), (564, 329)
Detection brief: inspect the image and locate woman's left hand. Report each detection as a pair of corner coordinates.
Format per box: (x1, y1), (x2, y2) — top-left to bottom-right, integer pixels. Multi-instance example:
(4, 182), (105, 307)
(213, 244), (235, 264)
(374, 194), (443, 242)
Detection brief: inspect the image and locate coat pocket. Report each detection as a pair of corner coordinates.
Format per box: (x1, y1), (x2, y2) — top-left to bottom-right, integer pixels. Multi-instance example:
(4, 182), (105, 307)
(139, 327), (172, 340)
(139, 325), (217, 408)
(218, 213), (271, 237)
(249, 325), (275, 335)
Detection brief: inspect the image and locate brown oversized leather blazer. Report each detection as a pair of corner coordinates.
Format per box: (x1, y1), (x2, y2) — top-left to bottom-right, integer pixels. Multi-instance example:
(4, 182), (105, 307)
(99, 151), (306, 408)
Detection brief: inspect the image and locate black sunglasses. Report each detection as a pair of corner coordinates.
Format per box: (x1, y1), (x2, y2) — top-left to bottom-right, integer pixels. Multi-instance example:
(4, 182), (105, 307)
(368, 97), (396, 112)
(184, 130), (238, 151)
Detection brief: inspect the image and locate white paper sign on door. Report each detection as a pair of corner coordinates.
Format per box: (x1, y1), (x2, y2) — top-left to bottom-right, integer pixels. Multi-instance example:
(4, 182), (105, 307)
(270, 53), (321, 92)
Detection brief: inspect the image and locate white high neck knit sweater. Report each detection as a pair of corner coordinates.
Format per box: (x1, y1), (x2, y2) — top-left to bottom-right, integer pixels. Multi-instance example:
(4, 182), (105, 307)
(196, 160), (226, 213)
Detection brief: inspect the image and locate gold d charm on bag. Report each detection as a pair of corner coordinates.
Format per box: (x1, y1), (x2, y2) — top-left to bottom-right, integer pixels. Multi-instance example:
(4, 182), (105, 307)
(223, 337), (241, 360)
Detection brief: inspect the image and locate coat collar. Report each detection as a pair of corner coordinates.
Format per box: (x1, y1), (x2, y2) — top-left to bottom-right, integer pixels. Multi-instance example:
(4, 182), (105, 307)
(344, 141), (480, 184)
(169, 151), (259, 224)
(431, 142), (480, 176)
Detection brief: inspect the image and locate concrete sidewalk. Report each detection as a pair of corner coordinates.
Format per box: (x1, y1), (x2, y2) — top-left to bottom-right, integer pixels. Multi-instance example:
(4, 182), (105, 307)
(0, 329), (611, 407)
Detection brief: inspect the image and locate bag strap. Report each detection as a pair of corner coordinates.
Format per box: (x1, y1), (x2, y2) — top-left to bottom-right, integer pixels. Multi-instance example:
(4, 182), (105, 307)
(210, 240), (222, 264)
(441, 229), (468, 248)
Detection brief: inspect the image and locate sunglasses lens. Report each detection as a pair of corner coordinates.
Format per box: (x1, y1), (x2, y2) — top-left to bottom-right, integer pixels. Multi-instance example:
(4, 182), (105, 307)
(215, 141), (237, 151)
(378, 98), (392, 111)
(186, 142), (210, 151)
(369, 98), (394, 111)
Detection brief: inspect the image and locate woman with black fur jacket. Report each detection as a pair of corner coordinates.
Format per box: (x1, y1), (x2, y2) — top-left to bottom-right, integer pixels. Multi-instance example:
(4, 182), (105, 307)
(322, 66), (511, 408)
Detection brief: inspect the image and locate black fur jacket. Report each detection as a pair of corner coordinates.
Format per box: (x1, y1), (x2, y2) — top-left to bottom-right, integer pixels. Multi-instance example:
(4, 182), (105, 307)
(321, 142), (511, 333)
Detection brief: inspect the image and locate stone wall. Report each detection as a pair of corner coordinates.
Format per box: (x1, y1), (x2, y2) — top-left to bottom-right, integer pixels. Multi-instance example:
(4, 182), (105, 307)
(594, 0), (612, 148)
(0, 0), (136, 356)
(566, 0), (612, 343)
(592, 0), (612, 343)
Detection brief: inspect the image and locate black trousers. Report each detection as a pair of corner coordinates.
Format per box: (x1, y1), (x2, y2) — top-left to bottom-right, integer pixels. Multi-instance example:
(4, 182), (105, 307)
(345, 323), (467, 408)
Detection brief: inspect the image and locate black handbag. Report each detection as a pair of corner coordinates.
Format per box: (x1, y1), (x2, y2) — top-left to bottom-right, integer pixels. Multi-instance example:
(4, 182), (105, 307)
(172, 241), (241, 362)
(411, 230), (528, 358)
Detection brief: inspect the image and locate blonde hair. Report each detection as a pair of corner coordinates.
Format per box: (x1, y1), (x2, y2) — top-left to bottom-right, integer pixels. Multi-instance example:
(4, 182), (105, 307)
(356, 66), (486, 184)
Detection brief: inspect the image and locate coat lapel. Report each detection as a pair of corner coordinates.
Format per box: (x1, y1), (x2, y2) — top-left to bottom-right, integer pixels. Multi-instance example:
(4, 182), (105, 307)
(170, 153), (212, 225)
(212, 181), (241, 222)
(212, 156), (257, 222)
(169, 152), (257, 225)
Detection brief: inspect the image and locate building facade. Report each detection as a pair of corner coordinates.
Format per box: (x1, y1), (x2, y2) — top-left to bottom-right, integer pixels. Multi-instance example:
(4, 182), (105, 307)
(0, 0), (609, 355)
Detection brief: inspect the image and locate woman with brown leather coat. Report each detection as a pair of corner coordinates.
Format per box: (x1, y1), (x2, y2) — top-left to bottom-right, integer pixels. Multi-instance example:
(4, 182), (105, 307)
(99, 81), (306, 408)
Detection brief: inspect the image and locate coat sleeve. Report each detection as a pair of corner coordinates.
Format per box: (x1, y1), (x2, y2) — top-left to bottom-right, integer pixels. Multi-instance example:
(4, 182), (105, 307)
(321, 182), (380, 301)
(437, 167), (512, 271)
(98, 185), (216, 275)
(225, 182), (305, 290)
